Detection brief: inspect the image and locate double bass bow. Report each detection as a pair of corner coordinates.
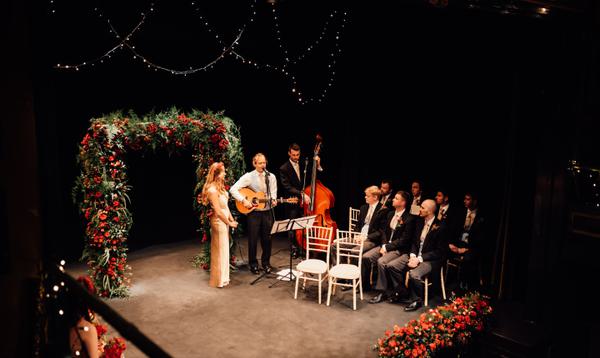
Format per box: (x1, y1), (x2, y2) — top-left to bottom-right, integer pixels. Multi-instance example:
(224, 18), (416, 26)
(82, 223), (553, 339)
(296, 135), (337, 249)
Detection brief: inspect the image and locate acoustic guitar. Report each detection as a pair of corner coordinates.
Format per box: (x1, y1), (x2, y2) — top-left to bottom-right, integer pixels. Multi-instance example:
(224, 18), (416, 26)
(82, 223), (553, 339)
(235, 187), (298, 215)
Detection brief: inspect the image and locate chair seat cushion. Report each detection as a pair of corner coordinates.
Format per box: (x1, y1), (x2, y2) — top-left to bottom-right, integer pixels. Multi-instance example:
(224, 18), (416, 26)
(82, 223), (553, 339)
(329, 264), (360, 280)
(297, 259), (328, 274)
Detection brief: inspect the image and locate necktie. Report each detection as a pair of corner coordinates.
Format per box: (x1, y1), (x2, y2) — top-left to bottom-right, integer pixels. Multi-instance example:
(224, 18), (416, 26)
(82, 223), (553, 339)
(464, 212), (473, 231)
(390, 212), (401, 229)
(438, 208), (445, 221)
(293, 162), (300, 180)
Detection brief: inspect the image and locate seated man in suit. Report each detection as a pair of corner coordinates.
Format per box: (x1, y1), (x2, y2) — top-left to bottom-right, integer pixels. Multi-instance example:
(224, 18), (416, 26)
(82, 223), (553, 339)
(449, 192), (484, 291)
(339, 186), (387, 291)
(356, 185), (388, 252)
(409, 180), (425, 215)
(366, 191), (417, 303)
(434, 188), (461, 241)
(387, 199), (447, 311)
(379, 180), (394, 209)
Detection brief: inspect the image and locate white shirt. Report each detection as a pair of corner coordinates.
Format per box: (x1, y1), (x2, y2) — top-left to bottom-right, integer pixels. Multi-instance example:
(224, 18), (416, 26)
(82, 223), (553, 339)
(230, 170), (278, 211)
(390, 208), (405, 230)
(411, 216), (434, 262)
(289, 159), (301, 180)
(419, 216), (435, 241)
(410, 194), (422, 215)
(437, 203), (449, 221)
(464, 208), (477, 231)
(380, 193), (391, 206)
(360, 203), (378, 235)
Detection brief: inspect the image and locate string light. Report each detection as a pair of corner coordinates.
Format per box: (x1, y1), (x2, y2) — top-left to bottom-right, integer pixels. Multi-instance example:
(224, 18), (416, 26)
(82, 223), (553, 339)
(56, 2), (248, 75)
(59, 309), (64, 315)
(53, 285), (59, 292)
(52, 1), (349, 102)
(268, 4), (347, 104)
(55, 3), (153, 71)
(60, 260), (66, 266)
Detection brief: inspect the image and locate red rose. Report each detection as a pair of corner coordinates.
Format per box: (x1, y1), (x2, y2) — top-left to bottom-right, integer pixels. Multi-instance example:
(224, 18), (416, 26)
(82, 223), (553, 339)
(113, 216), (120, 222)
(113, 200), (119, 207)
(94, 191), (102, 198)
(104, 231), (110, 238)
(218, 139), (229, 150)
(95, 323), (107, 338)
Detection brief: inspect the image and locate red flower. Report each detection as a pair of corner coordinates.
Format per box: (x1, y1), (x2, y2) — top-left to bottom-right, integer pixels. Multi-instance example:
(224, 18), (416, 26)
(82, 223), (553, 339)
(113, 216), (120, 222)
(95, 324), (108, 338)
(113, 200), (120, 207)
(218, 139), (229, 150)
(108, 156), (115, 162)
(99, 213), (107, 221)
(147, 123), (158, 134)
(94, 191), (102, 198)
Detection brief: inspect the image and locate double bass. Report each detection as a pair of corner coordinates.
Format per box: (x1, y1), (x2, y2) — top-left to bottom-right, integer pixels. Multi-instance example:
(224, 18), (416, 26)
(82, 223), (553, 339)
(296, 135), (337, 248)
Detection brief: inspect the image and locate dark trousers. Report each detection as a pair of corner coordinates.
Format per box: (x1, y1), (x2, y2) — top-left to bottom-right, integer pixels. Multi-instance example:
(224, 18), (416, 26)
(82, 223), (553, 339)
(247, 210), (273, 267)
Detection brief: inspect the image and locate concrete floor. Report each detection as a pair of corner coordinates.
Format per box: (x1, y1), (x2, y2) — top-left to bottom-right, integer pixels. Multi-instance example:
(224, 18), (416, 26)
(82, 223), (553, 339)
(70, 237), (439, 358)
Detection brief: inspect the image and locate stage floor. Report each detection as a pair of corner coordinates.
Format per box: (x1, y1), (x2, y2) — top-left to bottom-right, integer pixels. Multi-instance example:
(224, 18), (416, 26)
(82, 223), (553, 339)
(70, 237), (439, 357)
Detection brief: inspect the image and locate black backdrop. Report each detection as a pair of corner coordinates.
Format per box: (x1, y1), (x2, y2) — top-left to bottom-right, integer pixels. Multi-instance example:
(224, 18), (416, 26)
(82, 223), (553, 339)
(30, 1), (600, 314)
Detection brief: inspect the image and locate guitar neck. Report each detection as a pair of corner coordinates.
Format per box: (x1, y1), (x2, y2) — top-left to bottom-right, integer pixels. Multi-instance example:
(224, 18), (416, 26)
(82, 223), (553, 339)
(257, 197), (289, 203)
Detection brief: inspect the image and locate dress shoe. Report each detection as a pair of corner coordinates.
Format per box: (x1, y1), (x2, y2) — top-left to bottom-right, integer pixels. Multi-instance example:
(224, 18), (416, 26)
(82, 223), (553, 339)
(404, 300), (423, 312)
(368, 293), (387, 304)
(250, 266), (260, 274)
(262, 264), (274, 274)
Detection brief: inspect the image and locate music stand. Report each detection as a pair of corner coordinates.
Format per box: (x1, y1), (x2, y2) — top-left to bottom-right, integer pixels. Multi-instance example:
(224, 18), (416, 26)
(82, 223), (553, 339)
(267, 215), (316, 288)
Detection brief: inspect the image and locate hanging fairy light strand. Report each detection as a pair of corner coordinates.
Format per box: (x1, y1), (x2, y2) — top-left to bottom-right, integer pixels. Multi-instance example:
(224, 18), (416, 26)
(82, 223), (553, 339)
(268, 3), (347, 104)
(52, 0), (349, 104)
(226, 4), (347, 104)
(54, 3), (156, 71)
(55, 1), (250, 75)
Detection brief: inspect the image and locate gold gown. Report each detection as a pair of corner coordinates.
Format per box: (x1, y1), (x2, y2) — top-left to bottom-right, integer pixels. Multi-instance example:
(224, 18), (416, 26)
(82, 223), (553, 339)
(209, 191), (230, 288)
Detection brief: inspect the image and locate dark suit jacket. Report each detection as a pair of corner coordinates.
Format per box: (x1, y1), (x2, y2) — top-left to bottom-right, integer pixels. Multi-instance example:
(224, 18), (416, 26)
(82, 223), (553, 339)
(437, 203), (462, 241)
(379, 194), (393, 209)
(279, 160), (303, 198)
(453, 208), (484, 252)
(410, 217), (447, 262)
(383, 209), (417, 253)
(357, 203), (388, 245)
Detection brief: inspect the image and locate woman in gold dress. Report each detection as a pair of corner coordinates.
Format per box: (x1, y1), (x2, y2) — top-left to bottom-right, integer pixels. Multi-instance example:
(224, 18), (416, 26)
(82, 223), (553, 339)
(201, 162), (238, 288)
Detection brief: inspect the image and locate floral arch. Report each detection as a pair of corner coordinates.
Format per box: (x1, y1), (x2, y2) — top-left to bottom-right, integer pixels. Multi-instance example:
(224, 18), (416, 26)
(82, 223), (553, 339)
(72, 108), (244, 297)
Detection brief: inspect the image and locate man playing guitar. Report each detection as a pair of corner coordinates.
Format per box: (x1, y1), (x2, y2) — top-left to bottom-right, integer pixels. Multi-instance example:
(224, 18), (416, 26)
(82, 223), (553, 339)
(230, 153), (278, 274)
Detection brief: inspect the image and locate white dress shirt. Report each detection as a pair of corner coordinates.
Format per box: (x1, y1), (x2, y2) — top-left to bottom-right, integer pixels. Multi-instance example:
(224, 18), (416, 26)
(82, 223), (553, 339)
(437, 203), (449, 221)
(230, 170), (278, 211)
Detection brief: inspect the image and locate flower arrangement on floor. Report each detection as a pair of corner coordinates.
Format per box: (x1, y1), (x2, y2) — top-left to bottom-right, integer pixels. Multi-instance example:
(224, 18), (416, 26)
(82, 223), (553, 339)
(375, 292), (492, 358)
(95, 321), (127, 358)
(72, 108), (244, 297)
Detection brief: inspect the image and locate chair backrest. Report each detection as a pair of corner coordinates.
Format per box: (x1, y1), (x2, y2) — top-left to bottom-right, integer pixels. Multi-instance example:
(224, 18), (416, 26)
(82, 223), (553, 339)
(335, 230), (365, 270)
(305, 226), (334, 266)
(348, 207), (360, 232)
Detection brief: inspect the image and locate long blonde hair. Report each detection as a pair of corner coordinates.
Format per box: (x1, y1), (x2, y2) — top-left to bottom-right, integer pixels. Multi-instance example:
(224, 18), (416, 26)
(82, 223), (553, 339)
(201, 162), (226, 205)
